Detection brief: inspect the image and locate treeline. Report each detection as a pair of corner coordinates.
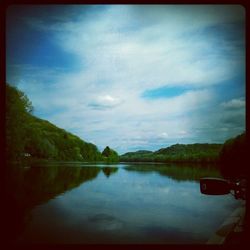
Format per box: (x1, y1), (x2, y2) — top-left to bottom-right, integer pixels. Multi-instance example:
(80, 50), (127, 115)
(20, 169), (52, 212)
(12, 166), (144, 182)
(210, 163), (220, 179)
(6, 83), (246, 171)
(120, 144), (223, 163)
(219, 132), (247, 178)
(6, 84), (118, 163)
(24, 115), (102, 161)
(120, 132), (247, 178)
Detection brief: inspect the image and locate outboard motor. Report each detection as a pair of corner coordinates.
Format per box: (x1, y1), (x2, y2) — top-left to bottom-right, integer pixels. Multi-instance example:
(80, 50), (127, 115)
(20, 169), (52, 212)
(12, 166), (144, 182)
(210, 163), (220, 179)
(200, 177), (246, 200)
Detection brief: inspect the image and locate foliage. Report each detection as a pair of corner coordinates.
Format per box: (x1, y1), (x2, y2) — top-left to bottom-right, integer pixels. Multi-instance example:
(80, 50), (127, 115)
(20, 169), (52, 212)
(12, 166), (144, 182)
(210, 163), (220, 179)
(219, 132), (247, 179)
(6, 83), (103, 162)
(120, 144), (222, 163)
(5, 84), (33, 161)
(23, 115), (103, 161)
(6, 83), (246, 171)
(101, 146), (119, 163)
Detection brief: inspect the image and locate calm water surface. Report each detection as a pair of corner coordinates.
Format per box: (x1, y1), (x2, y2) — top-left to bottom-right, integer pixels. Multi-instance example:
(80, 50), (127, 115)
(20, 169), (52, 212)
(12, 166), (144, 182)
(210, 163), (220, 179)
(10, 162), (241, 244)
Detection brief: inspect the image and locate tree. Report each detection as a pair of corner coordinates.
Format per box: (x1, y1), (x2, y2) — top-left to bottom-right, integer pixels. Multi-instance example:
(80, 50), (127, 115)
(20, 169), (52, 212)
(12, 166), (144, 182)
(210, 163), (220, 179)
(6, 83), (33, 161)
(102, 146), (119, 162)
(219, 132), (247, 179)
(6, 83), (103, 162)
(102, 146), (111, 157)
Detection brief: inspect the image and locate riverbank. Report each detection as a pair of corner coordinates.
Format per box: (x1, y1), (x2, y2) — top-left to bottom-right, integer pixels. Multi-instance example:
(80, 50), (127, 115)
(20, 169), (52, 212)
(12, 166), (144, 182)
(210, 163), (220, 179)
(207, 200), (246, 244)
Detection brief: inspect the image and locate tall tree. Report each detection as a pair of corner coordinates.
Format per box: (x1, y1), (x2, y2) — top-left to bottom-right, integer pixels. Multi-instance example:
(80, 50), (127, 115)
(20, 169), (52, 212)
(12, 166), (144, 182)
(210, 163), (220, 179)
(102, 146), (119, 162)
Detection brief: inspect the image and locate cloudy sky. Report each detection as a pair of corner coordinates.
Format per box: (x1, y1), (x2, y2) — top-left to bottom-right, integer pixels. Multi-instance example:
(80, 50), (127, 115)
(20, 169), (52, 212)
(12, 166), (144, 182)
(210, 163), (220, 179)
(6, 5), (245, 154)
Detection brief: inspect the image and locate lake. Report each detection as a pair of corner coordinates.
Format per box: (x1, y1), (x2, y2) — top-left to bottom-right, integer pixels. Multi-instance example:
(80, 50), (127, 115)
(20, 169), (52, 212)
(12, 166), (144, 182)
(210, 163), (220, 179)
(7, 162), (241, 244)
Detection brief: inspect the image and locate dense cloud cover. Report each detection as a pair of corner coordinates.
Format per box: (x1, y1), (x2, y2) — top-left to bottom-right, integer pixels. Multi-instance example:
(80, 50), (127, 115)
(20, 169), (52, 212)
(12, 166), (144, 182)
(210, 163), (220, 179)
(6, 5), (245, 153)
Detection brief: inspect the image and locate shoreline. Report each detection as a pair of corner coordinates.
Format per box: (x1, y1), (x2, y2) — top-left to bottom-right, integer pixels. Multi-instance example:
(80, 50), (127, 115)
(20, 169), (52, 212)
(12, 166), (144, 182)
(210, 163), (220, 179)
(206, 201), (246, 244)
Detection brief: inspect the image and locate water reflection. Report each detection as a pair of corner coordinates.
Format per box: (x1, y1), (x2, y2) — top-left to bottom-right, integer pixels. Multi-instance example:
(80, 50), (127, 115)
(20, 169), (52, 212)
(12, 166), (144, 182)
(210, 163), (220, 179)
(102, 167), (118, 178)
(124, 163), (221, 182)
(5, 163), (118, 242)
(6, 162), (240, 244)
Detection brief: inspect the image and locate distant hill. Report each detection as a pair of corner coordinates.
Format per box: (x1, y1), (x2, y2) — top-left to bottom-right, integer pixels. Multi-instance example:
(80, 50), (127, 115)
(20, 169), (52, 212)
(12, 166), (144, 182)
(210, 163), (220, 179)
(120, 143), (223, 163)
(121, 150), (153, 157)
(155, 143), (222, 155)
(120, 134), (246, 166)
(120, 150), (154, 162)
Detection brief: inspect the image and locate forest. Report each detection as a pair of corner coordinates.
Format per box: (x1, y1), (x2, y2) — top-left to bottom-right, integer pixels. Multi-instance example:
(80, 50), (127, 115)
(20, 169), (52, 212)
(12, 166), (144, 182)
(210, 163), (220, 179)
(120, 134), (247, 178)
(120, 144), (223, 163)
(6, 84), (119, 163)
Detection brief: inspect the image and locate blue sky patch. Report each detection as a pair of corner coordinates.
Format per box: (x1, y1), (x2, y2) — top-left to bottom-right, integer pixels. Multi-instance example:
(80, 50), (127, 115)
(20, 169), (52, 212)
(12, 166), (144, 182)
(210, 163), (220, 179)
(142, 86), (191, 99)
(6, 5), (81, 71)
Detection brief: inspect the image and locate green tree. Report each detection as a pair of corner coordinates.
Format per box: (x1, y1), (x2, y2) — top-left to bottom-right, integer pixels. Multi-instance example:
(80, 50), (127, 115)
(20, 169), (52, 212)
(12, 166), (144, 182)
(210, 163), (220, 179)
(102, 146), (119, 162)
(219, 132), (247, 179)
(102, 146), (112, 157)
(6, 83), (103, 163)
(6, 84), (33, 161)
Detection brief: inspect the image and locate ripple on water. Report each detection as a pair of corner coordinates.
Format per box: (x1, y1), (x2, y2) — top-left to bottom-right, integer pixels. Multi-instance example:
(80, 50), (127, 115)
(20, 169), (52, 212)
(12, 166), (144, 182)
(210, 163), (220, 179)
(87, 213), (124, 231)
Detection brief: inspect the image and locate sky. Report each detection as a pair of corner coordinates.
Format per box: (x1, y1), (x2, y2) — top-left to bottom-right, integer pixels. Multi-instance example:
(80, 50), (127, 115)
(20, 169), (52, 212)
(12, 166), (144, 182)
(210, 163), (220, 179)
(6, 5), (246, 154)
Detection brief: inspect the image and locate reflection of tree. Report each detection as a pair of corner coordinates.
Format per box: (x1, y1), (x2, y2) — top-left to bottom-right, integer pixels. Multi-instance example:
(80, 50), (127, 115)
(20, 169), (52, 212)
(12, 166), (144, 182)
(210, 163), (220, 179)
(5, 163), (101, 243)
(102, 167), (118, 178)
(124, 163), (221, 182)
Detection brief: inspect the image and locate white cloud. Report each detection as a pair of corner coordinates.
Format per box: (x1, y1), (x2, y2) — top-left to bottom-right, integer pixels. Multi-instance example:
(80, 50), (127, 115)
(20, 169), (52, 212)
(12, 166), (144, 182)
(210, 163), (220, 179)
(88, 95), (123, 109)
(27, 4), (242, 97)
(159, 132), (169, 139)
(178, 130), (188, 135)
(221, 98), (245, 109)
